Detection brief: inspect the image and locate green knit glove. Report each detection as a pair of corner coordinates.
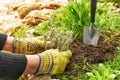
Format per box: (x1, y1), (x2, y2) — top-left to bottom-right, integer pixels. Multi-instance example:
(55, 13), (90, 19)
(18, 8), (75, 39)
(13, 36), (51, 54)
(36, 49), (72, 75)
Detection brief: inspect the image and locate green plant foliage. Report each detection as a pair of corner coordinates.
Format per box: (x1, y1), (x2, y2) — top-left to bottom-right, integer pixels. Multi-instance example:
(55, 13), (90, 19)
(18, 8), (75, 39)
(13, 26), (32, 37)
(107, 46), (120, 71)
(99, 0), (118, 3)
(95, 2), (120, 43)
(52, 0), (90, 38)
(34, 22), (49, 35)
(96, 2), (120, 29)
(86, 63), (120, 80)
(13, 22), (49, 37)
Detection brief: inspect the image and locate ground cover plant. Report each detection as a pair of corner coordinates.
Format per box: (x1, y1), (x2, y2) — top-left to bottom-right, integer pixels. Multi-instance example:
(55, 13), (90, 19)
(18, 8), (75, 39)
(15, 0), (120, 80)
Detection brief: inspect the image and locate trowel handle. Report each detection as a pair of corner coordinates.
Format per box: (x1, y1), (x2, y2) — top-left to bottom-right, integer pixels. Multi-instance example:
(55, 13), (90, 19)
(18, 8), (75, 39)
(90, 0), (97, 23)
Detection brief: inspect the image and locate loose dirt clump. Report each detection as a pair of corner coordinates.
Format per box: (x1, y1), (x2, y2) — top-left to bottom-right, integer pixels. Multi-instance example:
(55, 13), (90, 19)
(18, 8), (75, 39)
(65, 37), (118, 75)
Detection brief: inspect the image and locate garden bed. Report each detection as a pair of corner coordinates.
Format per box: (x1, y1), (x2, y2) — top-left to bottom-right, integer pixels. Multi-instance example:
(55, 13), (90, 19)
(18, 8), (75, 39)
(64, 36), (119, 76)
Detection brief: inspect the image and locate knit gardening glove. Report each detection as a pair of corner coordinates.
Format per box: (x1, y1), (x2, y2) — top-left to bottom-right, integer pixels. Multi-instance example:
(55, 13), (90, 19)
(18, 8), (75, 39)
(36, 49), (72, 75)
(13, 36), (51, 54)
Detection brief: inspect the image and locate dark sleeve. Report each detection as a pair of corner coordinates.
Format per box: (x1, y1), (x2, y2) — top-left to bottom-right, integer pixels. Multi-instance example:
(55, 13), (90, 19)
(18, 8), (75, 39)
(0, 33), (7, 50)
(0, 51), (27, 80)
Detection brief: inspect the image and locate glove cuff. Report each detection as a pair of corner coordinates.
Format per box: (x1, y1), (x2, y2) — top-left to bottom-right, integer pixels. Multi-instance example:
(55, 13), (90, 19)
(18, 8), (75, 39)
(37, 52), (53, 75)
(36, 49), (59, 75)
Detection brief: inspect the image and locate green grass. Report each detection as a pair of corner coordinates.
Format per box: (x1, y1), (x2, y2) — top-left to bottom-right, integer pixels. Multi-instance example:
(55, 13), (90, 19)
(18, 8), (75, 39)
(51, 0), (90, 38)
(13, 21), (49, 37)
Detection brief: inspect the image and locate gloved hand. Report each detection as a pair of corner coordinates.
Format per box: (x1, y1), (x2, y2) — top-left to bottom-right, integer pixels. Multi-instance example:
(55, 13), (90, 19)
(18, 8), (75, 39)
(36, 49), (72, 75)
(13, 36), (51, 54)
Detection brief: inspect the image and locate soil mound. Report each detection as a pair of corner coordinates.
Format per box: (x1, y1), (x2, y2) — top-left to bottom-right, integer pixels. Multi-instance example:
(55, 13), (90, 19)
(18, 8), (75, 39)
(66, 37), (118, 73)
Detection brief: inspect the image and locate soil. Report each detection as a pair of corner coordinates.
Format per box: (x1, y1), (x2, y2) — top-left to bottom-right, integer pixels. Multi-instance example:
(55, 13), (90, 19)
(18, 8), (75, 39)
(64, 36), (119, 76)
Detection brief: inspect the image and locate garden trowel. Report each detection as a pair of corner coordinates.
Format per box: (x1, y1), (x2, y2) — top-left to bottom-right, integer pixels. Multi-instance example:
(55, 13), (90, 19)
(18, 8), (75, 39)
(83, 0), (99, 46)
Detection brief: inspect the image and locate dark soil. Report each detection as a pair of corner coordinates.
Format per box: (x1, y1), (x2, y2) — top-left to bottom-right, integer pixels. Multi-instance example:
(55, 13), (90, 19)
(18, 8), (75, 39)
(64, 37), (118, 76)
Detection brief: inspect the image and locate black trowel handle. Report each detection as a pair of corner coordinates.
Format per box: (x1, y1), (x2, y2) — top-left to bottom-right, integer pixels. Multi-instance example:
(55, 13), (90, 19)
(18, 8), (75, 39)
(90, 0), (97, 23)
